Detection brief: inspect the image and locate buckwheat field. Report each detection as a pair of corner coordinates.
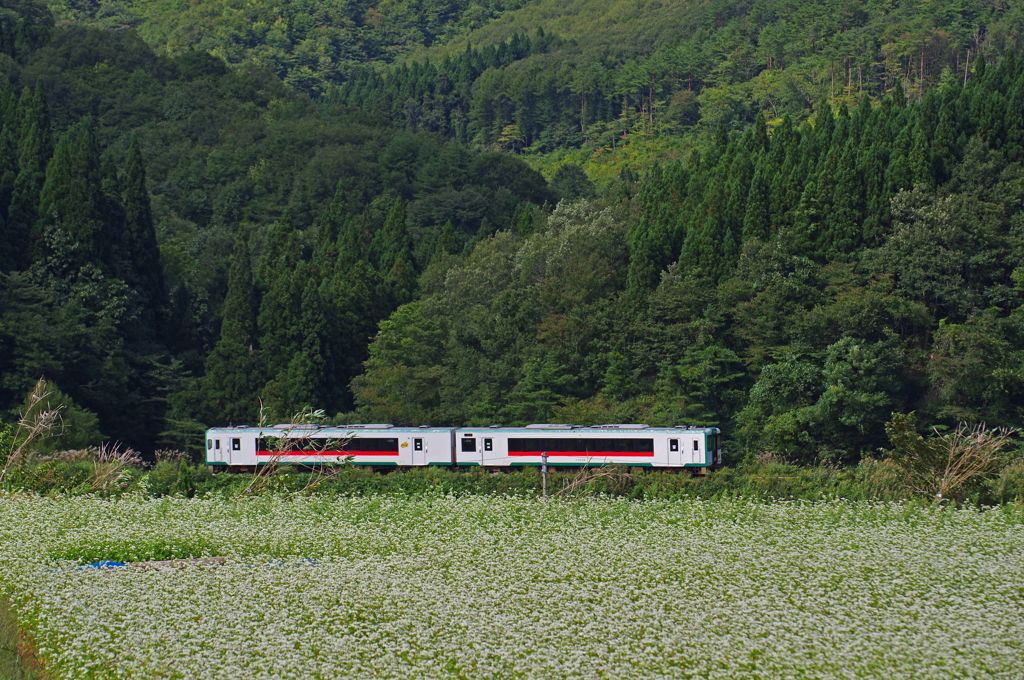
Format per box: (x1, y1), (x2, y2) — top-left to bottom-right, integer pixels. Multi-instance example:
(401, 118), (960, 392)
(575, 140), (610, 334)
(2, 495), (1023, 679)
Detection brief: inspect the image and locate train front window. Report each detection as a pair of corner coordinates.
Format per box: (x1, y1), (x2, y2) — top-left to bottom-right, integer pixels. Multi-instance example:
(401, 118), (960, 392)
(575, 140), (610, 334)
(207, 439), (212, 450)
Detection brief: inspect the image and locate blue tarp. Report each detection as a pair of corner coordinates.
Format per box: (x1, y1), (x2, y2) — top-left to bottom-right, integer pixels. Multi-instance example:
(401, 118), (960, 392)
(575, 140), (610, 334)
(78, 560), (127, 569)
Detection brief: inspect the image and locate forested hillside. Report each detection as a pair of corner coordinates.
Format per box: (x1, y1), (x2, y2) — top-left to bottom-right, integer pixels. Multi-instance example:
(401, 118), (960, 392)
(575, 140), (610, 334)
(352, 64), (1024, 464)
(45, 0), (529, 95)
(0, 0), (1021, 464)
(0, 0), (551, 452)
(337, 0), (1024, 156)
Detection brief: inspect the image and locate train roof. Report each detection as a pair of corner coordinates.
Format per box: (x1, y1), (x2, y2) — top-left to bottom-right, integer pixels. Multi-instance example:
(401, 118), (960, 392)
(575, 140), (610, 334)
(207, 424), (719, 434)
(457, 426), (719, 433)
(206, 425), (453, 434)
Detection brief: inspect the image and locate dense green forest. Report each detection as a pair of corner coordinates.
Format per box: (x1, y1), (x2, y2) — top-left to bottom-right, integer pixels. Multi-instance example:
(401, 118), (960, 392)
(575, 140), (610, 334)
(0, 0), (552, 452)
(324, 0), (1024, 156)
(0, 0), (1021, 465)
(45, 0), (530, 95)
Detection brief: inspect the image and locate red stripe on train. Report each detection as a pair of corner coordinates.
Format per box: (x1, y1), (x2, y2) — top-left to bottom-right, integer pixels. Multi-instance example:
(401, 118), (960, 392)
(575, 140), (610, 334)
(256, 451), (399, 456)
(507, 451), (654, 457)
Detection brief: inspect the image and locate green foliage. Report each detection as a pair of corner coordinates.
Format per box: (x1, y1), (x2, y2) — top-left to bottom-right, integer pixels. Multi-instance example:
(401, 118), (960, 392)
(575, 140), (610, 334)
(16, 378), (103, 453)
(47, 0), (529, 94)
(330, 0), (1024, 159)
(550, 163), (596, 202)
(1, 0), (1023, 470)
(355, 58), (1024, 463)
(0, 1), (564, 441)
(884, 412), (1018, 500)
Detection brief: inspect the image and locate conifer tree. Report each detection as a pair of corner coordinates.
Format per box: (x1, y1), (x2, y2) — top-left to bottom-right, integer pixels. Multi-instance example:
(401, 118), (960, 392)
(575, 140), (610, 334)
(373, 197), (417, 304)
(909, 123), (932, 187)
(319, 257), (390, 412)
(122, 136), (164, 309)
(6, 86), (50, 270)
(891, 80), (907, 108)
(36, 120), (107, 270)
(628, 164), (670, 291)
(203, 231), (261, 424)
(742, 167), (771, 242)
(931, 104), (957, 184)
(626, 218), (661, 292)
(372, 197), (410, 271)
(436, 221), (459, 256)
(0, 115), (17, 221)
(822, 138), (865, 260)
(317, 179), (359, 255)
(257, 232), (305, 384)
(767, 121), (798, 231)
(0, 119), (16, 271)
(271, 276), (330, 415)
(860, 142), (890, 247)
(886, 124), (915, 193)
(814, 100), (835, 156)
(749, 111), (769, 154)
(792, 176), (822, 258)
(0, 83), (15, 125)
(724, 152), (753, 236)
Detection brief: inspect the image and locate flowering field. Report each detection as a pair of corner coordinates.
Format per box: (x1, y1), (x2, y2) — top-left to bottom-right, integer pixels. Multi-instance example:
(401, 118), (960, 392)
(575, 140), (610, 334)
(2, 495), (1023, 679)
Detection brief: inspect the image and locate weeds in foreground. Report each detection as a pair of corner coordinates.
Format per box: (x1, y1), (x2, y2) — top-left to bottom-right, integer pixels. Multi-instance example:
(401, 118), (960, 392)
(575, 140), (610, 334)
(243, 404), (353, 495)
(0, 379), (64, 486)
(885, 412), (1018, 501)
(553, 464), (633, 498)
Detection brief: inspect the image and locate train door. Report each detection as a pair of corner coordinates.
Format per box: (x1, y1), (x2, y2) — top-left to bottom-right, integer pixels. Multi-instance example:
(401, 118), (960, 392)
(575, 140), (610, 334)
(412, 436), (426, 466)
(668, 437), (681, 466)
(690, 437), (702, 465)
(212, 437), (223, 464)
(228, 437), (242, 465)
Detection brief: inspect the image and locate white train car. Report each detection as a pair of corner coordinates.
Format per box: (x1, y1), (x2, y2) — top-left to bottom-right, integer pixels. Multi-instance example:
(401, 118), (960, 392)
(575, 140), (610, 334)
(205, 424), (455, 467)
(455, 424), (721, 468)
(206, 423), (722, 469)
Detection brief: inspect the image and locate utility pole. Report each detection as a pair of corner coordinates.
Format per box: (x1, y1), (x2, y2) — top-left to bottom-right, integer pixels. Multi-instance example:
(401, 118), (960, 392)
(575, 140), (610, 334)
(541, 452), (548, 496)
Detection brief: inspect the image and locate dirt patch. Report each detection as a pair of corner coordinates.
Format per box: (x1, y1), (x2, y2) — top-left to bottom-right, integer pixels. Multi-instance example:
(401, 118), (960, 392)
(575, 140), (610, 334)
(0, 597), (47, 680)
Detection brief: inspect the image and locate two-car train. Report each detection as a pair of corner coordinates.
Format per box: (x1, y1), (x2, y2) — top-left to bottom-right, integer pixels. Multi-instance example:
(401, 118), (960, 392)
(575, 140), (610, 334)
(205, 423), (722, 469)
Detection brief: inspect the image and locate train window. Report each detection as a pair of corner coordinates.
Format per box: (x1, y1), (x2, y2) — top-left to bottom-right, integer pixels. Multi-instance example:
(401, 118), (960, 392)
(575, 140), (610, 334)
(355, 438), (399, 452)
(231, 438), (241, 450)
(670, 439), (678, 452)
(215, 439), (220, 449)
(414, 438), (423, 451)
(207, 439), (212, 450)
(484, 438), (493, 452)
(461, 438), (477, 452)
(693, 440), (699, 451)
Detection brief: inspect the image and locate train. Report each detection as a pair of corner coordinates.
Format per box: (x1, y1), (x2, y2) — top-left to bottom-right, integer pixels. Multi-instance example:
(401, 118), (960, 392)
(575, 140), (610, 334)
(205, 423), (722, 469)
